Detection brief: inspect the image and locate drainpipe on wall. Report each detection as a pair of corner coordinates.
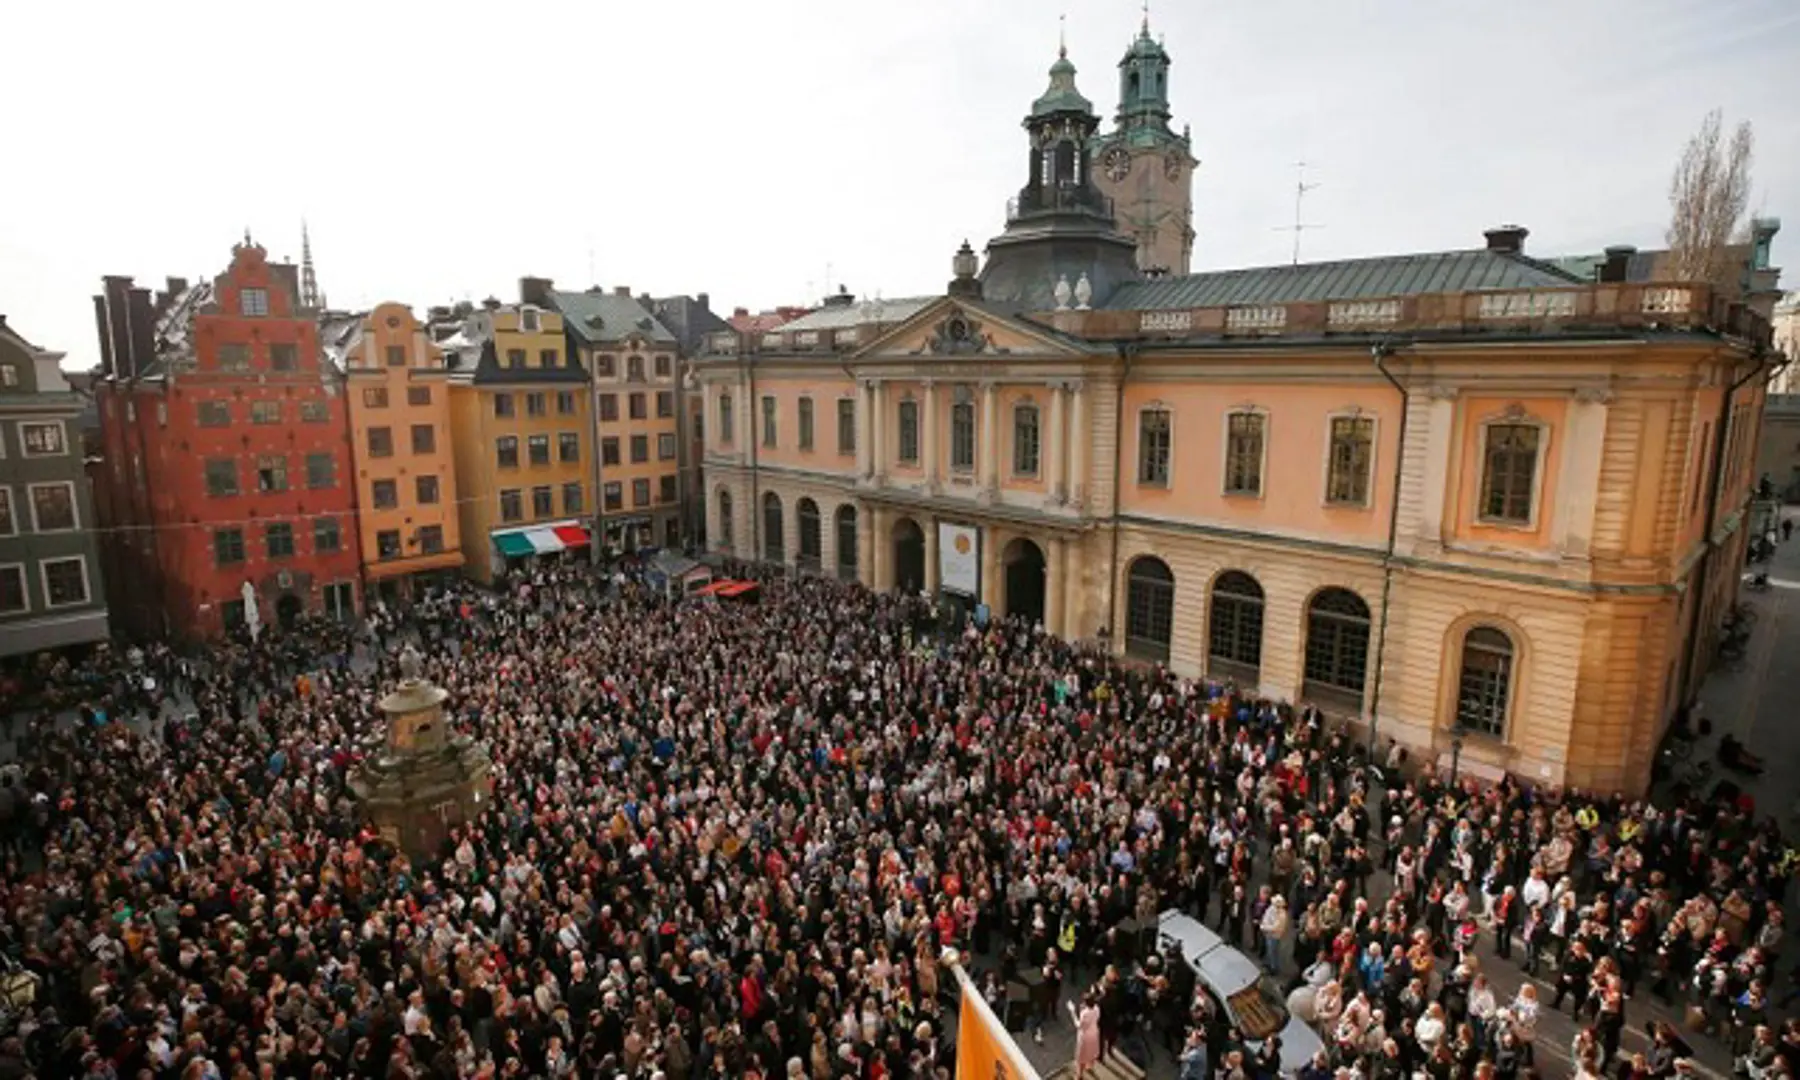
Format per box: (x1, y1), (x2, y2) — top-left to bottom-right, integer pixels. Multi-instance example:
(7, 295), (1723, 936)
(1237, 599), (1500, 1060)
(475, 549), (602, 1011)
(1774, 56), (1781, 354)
(1676, 343), (1769, 711)
(1104, 343), (1137, 645)
(1368, 340), (1411, 754)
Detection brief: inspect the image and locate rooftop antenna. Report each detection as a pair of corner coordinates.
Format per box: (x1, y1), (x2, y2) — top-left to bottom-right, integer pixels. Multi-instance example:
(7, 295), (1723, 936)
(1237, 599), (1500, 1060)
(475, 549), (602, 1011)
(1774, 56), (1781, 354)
(1141, 0), (1150, 32)
(1273, 161), (1324, 266)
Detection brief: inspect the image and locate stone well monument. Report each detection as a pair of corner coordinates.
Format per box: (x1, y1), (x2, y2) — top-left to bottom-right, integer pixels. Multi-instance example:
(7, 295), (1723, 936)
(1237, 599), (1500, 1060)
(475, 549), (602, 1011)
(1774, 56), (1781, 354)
(348, 644), (493, 859)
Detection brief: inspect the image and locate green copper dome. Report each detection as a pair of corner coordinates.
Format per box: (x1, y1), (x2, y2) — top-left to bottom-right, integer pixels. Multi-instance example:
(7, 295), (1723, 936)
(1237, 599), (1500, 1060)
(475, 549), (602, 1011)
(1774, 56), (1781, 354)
(1124, 24), (1168, 62)
(1031, 48), (1095, 118)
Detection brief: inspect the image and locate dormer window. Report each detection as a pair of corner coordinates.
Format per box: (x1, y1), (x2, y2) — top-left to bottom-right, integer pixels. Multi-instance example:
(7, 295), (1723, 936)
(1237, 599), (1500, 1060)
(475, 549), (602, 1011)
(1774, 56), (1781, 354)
(241, 288), (269, 317)
(521, 308), (540, 333)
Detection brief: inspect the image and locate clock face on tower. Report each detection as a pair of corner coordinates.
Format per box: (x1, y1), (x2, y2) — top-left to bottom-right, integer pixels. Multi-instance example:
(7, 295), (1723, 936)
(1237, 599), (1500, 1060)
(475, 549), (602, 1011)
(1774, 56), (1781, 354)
(1103, 146), (1131, 182)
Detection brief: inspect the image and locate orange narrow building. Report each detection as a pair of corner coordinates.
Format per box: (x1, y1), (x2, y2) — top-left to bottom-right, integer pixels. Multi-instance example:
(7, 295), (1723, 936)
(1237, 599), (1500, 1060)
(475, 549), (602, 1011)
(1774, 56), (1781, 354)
(326, 303), (463, 602)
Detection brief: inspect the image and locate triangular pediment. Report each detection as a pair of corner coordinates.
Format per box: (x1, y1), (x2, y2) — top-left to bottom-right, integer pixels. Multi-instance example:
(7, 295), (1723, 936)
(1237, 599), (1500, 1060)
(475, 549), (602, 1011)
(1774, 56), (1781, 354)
(853, 296), (1091, 361)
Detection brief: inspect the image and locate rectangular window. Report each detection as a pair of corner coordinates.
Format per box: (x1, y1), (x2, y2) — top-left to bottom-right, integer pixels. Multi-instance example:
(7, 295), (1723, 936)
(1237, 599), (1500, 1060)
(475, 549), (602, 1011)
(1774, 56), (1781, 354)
(1325, 416), (1375, 506)
(29, 483), (77, 531)
(528, 434), (551, 466)
(562, 482), (583, 514)
(599, 393), (619, 422)
(270, 343), (297, 372)
(215, 528), (246, 566)
(1013, 404), (1041, 476)
(313, 517), (340, 553)
(306, 452), (336, 489)
(838, 398), (856, 454)
(416, 475), (440, 504)
(251, 401), (282, 425)
(798, 397), (815, 450)
(950, 401), (975, 472)
(719, 394), (734, 441)
(506, 349), (526, 369)
(386, 345), (407, 368)
(42, 557), (89, 607)
(527, 392), (546, 417)
(532, 485), (554, 517)
(371, 479), (398, 509)
(539, 349), (558, 368)
(659, 475), (677, 504)
(256, 454), (289, 493)
(367, 426), (393, 458)
(656, 355), (673, 378)
(217, 343), (251, 372)
(657, 391), (674, 418)
(630, 392), (648, 420)
(1480, 423), (1541, 524)
(411, 424), (436, 454)
(265, 523), (295, 559)
(761, 395), (777, 447)
(240, 288), (268, 317)
(198, 401), (231, 427)
(631, 434), (649, 463)
(602, 437), (620, 466)
(494, 393), (515, 418)
(521, 309), (540, 333)
(0, 565), (24, 613)
(559, 432), (580, 463)
(1138, 409), (1172, 486)
(407, 386), (432, 406)
(496, 436), (519, 468)
(0, 489), (12, 536)
(898, 400), (920, 463)
(1224, 412), (1264, 495)
(604, 481), (623, 511)
(658, 432), (677, 460)
(19, 421), (67, 456)
(557, 390), (576, 415)
(0, 364), (17, 388)
(301, 401), (330, 423)
(598, 354), (617, 378)
(632, 478), (651, 507)
(363, 386), (390, 408)
(377, 529), (402, 560)
(629, 355), (646, 381)
(418, 525), (445, 554)
(205, 459), (239, 497)
(499, 489), (523, 522)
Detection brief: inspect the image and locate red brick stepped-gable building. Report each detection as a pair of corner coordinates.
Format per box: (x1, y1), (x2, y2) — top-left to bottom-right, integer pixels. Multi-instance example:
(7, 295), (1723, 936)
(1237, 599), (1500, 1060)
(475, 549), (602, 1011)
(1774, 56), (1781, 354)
(93, 237), (362, 638)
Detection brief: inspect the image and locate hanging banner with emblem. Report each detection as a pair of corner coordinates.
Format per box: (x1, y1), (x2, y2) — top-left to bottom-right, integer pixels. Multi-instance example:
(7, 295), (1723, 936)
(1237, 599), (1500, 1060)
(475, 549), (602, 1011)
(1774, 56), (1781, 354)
(938, 522), (980, 596)
(954, 964), (1040, 1080)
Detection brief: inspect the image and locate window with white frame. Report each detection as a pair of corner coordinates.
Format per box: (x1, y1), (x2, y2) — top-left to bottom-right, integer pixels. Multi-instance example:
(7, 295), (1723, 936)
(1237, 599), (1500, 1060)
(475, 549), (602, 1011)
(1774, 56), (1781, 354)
(19, 421), (66, 457)
(1325, 415), (1375, 506)
(0, 488), (12, 536)
(0, 564), (25, 613)
(1013, 403), (1041, 477)
(28, 482), (76, 532)
(41, 556), (89, 607)
(761, 395), (777, 447)
(1223, 411), (1265, 496)
(1138, 407), (1171, 486)
(950, 397), (976, 472)
(240, 288), (269, 317)
(798, 396), (815, 451)
(898, 400), (920, 463)
(837, 399), (856, 455)
(1479, 422), (1541, 525)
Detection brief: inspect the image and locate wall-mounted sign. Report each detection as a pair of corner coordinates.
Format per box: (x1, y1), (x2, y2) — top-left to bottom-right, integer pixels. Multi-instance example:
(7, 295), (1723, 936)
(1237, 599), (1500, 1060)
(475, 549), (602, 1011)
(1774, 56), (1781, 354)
(939, 521), (980, 596)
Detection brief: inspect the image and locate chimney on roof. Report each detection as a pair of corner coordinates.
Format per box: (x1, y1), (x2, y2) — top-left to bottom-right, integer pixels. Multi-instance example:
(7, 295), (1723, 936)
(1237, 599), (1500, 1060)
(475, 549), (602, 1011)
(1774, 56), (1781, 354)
(734, 306), (749, 317)
(427, 305), (450, 322)
(1484, 225), (1529, 255)
(1600, 245), (1637, 284)
(519, 276), (554, 308)
(482, 297), (501, 311)
(697, 292), (710, 311)
(821, 285), (855, 309)
(613, 286), (630, 298)
(167, 276), (188, 299)
(638, 292), (654, 312)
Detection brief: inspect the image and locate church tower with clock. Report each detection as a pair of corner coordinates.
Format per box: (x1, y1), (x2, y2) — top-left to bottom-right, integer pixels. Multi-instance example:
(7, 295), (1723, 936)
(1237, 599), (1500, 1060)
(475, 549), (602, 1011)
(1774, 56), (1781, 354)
(1090, 17), (1196, 276)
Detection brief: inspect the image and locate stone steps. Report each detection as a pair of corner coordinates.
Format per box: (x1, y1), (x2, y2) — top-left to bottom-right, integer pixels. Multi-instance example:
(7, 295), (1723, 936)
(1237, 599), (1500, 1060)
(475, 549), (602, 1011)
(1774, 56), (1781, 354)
(1042, 1047), (1146, 1080)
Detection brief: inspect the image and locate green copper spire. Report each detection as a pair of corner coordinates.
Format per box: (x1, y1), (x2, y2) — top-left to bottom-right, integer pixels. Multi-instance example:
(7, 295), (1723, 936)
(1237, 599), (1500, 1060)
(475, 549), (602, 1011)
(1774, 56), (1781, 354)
(1115, 13), (1172, 133)
(1031, 40), (1095, 119)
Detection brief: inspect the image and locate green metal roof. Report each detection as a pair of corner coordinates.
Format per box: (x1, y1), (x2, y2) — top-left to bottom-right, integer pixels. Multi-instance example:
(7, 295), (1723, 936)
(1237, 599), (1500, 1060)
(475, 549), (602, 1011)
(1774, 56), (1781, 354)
(546, 289), (676, 346)
(1031, 50), (1094, 118)
(1104, 249), (1583, 311)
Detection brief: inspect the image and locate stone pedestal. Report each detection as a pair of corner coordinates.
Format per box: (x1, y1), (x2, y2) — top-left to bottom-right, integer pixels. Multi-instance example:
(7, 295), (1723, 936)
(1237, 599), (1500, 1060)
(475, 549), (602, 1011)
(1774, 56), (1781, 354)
(347, 655), (492, 861)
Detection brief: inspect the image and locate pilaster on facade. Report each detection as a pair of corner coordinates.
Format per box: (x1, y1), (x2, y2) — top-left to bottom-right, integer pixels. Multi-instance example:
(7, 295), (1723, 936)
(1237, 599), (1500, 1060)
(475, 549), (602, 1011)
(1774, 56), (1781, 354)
(1047, 381), (1069, 504)
(1066, 380), (1089, 510)
(1552, 386), (1613, 561)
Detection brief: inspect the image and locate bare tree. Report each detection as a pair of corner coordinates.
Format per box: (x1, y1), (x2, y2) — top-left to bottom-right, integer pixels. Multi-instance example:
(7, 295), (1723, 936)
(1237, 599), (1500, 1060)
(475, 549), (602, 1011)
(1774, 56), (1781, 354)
(1666, 109), (1755, 292)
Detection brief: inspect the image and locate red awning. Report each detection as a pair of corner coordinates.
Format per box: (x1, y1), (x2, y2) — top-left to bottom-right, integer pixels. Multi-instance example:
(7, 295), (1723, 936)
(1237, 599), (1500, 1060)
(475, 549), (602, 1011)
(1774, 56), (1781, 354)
(693, 580), (735, 596)
(553, 524), (591, 547)
(718, 581), (761, 598)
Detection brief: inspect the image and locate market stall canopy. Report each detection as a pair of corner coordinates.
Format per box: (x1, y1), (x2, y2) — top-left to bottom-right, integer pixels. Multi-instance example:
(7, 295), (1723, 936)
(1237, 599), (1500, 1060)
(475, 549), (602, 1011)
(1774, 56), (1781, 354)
(492, 532), (536, 558)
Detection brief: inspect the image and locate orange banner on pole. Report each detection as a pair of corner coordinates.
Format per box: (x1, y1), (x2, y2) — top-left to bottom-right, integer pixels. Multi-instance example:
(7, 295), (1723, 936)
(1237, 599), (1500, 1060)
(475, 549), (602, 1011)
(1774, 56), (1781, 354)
(954, 965), (1041, 1080)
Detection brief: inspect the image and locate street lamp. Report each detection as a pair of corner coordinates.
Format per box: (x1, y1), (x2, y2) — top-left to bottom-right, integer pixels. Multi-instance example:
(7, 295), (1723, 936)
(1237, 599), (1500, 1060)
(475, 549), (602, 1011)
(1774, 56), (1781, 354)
(1449, 724), (1467, 786)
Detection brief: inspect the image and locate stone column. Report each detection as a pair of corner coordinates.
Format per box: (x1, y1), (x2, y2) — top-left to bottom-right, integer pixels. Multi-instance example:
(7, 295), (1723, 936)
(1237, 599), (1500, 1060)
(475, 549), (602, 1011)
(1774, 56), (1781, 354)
(870, 506), (890, 591)
(1062, 538), (1085, 639)
(924, 517), (941, 593)
(1047, 382), (1068, 504)
(856, 380), (873, 479)
(980, 380), (1000, 499)
(981, 527), (1003, 612)
(1067, 381), (1087, 509)
(1046, 535), (1066, 637)
(870, 381), (887, 484)
(922, 379), (940, 493)
(1554, 388), (1612, 559)
(858, 503), (876, 589)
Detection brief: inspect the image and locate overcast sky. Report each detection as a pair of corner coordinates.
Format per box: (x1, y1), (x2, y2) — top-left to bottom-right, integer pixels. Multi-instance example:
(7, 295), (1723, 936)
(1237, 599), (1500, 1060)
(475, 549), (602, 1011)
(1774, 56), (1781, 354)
(4, 0), (1797, 368)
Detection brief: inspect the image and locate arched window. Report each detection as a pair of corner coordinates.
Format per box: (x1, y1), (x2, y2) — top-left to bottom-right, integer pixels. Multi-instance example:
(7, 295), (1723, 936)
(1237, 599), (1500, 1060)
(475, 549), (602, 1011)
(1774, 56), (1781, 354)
(761, 492), (784, 565)
(796, 498), (821, 573)
(1208, 571), (1264, 681)
(1304, 587), (1372, 703)
(835, 505), (859, 581)
(716, 489), (733, 550)
(1456, 627), (1514, 737)
(1124, 557), (1175, 662)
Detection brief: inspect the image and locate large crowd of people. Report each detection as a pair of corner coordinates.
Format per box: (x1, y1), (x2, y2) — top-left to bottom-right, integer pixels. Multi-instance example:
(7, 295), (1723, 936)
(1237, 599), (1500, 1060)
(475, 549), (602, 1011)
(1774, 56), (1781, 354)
(1, 558), (1798, 1080)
